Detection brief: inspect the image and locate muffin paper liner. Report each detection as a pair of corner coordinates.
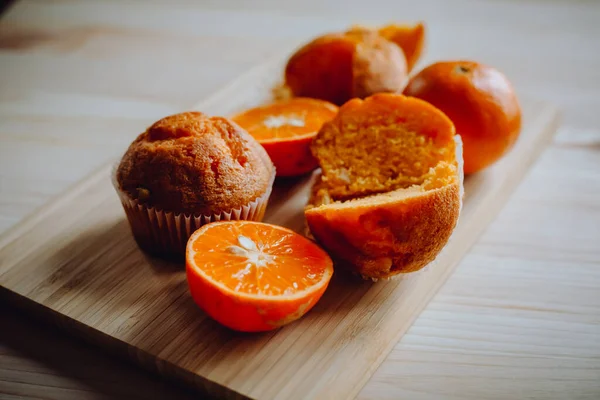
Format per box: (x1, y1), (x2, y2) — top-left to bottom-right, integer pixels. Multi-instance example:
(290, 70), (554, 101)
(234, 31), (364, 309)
(112, 164), (275, 257)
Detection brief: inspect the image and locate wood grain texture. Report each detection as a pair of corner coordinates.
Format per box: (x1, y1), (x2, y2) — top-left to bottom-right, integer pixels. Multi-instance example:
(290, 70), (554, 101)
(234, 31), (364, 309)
(358, 129), (600, 400)
(0, 301), (197, 400)
(1, 0), (599, 399)
(0, 52), (559, 399)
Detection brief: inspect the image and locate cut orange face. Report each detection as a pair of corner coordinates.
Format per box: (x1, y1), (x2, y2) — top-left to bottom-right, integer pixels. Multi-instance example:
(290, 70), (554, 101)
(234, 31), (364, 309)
(378, 22), (426, 72)
(186, 221), (334, 332)
(232, 98), (338, 177)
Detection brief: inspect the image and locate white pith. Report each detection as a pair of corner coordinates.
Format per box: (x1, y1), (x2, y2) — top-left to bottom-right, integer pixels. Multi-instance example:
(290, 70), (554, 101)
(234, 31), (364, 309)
(263, 115), (305, 128)
(226, 235), (275, 270)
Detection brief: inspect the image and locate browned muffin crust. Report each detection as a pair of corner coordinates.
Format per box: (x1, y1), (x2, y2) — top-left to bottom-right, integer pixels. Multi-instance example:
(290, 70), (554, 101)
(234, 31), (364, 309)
(116, 112), (274, 215)
(305, 180), (460, 279)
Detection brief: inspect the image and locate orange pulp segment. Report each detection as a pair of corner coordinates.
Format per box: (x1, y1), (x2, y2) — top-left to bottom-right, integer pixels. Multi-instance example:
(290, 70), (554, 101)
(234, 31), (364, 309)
(233, 97), (338, 141)
(232, 98), (338, 176)
(186, 221), (333, 332)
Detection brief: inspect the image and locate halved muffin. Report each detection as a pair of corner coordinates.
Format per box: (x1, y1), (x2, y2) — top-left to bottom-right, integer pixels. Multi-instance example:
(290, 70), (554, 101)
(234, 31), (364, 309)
(305, 94), (463, 279)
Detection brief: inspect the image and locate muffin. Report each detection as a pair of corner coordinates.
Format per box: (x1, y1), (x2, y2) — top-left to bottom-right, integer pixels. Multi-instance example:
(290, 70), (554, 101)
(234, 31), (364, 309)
(285, 28), (407, 106)
(114, 111), (276, 258)
(305, 94), (463, 280)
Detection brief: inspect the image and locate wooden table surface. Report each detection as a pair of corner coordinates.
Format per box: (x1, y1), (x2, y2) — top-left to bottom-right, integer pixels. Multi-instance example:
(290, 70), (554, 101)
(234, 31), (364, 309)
(0, 0), (599, 399)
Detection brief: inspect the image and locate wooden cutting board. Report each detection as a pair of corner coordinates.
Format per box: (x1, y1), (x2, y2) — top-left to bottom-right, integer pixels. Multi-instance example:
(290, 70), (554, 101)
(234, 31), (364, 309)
(0, 55), (560, 400)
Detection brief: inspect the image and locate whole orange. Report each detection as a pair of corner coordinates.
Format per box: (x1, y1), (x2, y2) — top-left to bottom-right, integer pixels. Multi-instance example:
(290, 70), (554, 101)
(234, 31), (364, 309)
(403, 61), (521, 174)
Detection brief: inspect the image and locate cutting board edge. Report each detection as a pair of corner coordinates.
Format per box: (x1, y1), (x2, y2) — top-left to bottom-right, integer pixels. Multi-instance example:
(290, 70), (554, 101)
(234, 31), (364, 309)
(0, 103), (562, 400)
(0, 285), (251, 400)
(0, 163), (113, 254)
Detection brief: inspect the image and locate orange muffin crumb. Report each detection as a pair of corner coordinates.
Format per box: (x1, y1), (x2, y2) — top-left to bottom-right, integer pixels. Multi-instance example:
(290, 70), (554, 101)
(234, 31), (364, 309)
(305, 94), (463, 279)
(311, 94), (456, 201)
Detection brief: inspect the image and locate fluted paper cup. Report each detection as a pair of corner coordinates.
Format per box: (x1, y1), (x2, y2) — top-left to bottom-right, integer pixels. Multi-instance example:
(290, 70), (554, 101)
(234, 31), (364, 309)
(112, 165), (275, 258)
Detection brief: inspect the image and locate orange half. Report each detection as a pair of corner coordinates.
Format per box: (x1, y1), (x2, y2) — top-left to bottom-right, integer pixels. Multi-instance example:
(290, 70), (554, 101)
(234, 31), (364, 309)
(186, 221), (334, 332)
(233, 98), (338, 177)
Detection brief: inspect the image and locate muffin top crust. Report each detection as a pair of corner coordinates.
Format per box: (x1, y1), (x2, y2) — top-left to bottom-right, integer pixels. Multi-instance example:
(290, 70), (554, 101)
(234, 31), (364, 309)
(116, 112), (274, 215)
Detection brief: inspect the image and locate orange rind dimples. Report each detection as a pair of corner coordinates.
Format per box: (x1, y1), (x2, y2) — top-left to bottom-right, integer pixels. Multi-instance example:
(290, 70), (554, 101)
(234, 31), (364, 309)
(305, 94), (463, 280)
(233, 98), (338, 177)
(404, 61), (521, 174)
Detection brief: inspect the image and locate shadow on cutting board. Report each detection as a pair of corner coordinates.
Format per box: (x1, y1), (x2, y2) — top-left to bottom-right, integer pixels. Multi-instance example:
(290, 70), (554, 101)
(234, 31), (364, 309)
(0, 299), (199, 400)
